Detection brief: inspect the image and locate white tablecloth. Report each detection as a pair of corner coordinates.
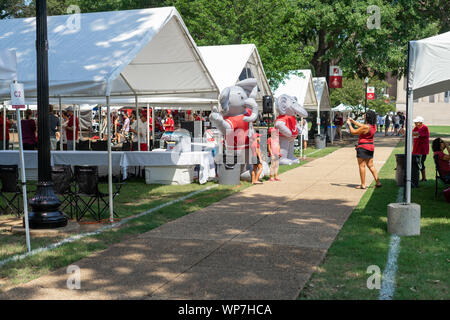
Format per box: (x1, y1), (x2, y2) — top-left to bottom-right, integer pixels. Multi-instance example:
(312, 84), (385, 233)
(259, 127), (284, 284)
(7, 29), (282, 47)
(123, 151), (215, 184)
(0, 150), (216, 184)
(0, 150), (124, 169)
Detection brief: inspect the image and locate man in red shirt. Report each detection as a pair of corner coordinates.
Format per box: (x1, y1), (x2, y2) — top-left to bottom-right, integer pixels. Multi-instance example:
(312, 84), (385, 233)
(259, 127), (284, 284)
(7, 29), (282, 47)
(0, 110), (12, 150)
(66, 107), (80, 151)
(164, 111), (175, 132)
(412, 116), (430, 181)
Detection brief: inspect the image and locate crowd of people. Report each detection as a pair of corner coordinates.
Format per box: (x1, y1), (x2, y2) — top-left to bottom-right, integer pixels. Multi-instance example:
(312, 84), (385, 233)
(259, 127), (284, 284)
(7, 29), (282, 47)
(376, 111), (406, 136)
(0, 106), (209, 151)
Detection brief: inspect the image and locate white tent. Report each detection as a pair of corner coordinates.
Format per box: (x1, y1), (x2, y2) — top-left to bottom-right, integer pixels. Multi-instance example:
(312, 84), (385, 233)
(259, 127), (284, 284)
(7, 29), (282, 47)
(0, 50), (17, 82)
(404, 31), (450, 203)
(312, 77), (331, 135)
(332, 103), (353, 112)
(0, 7), (221, 222)
(198, 44), (272, 110)
(273, 70), (318, 111)
(408, 31), (450, 99)
(0, 7), (218, 100)
(313, 77), (331, 111)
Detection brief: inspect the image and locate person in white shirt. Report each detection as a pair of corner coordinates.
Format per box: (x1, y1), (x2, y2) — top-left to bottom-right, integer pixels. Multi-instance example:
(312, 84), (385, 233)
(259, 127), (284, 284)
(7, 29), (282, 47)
(297, 118), (308, 150)
(121, 112), (130, 142)
(130, 113), (149, 151)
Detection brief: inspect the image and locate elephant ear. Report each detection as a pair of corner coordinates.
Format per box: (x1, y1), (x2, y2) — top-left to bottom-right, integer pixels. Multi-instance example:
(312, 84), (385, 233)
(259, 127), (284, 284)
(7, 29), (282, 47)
(219, 87), (231, 113)
(236, 78), (258, 98)
(276, 94), (289, 115)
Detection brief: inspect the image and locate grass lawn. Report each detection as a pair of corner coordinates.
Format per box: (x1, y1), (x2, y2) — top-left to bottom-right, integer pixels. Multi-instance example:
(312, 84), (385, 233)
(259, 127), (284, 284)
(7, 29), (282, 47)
(0, 142), (343, 291)
(299, 126), (450, 300)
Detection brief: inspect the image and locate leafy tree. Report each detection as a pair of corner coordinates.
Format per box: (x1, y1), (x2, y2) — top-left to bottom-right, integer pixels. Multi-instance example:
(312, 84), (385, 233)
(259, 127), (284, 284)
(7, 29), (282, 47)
(167, 0), (314, 90)
(330, 77), (393, 119)
(291, 0), (440, 80)
(0, 0), (35, 19)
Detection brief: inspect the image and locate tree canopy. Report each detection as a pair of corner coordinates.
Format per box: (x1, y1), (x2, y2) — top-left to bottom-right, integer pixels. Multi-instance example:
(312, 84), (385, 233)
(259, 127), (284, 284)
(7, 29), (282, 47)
(1, 0), (447, 91)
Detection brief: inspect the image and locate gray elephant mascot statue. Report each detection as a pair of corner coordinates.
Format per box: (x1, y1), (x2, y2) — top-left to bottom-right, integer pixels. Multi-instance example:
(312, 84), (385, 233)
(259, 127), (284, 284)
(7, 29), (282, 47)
(209, 78), (259, 158)
(275, 94), (308, 165)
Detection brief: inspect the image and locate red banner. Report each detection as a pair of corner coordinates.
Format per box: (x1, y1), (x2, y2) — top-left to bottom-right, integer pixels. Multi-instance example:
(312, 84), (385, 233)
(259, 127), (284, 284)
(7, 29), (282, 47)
(329, 66), (342, 88)
(367, 87), (375, 100)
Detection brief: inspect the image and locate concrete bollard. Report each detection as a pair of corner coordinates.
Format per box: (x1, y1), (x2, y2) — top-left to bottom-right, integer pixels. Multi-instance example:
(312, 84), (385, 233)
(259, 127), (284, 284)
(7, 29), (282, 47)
(387, 203), (421, 236)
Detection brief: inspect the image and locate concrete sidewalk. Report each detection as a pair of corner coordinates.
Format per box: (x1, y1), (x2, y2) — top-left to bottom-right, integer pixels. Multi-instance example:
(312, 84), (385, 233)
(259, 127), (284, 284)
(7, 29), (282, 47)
(1, 136), (400, 300)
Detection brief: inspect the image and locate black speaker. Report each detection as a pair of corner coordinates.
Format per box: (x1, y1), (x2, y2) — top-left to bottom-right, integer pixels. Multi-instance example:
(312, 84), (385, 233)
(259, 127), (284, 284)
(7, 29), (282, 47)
(263, 95), (273, 114)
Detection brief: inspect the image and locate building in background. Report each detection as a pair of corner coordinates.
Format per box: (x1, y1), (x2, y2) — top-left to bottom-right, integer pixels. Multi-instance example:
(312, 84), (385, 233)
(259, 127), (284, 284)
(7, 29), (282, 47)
(396, 76), (450, 126)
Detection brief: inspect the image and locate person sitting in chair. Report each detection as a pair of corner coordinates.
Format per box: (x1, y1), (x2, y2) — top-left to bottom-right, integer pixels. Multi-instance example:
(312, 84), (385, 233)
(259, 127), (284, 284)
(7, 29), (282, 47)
(432, 138), (450, 181)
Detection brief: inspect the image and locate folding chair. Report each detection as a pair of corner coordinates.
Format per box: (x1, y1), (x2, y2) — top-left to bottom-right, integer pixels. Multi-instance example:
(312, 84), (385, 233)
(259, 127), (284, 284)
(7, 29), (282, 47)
(434, 155), (450, 198)
(0, 165), (23, 217)
(73, 166), (124, 221)
(51, 165), (76, 219)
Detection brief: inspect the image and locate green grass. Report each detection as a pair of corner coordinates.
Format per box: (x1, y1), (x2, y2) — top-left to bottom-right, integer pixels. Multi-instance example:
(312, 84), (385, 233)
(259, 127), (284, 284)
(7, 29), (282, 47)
(0, 142), (346, 291)
(298, 138), (450, 300)
(428, 126), (450, 138)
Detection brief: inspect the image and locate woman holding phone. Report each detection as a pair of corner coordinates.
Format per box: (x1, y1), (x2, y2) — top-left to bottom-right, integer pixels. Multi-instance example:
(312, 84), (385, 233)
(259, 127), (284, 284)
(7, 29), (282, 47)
(347, 110), (382, 189)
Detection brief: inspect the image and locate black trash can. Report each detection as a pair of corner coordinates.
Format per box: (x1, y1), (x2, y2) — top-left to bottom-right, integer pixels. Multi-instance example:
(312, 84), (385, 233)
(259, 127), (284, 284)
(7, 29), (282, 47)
(395, 154), (421, 187)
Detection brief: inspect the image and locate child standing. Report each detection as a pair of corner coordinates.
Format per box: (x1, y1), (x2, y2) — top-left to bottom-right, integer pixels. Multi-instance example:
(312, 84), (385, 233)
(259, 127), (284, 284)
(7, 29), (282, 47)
(251, 133), (263, 184)
(268, 128), (281, 181)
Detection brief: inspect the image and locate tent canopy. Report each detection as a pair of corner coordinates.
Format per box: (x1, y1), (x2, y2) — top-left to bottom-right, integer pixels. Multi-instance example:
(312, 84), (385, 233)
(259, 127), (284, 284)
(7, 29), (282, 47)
(332, 103), (353, 112)
(408, 31), (450, 99)
(0, 7), (218, 100)
(198, 44), (272, 109)
(273, 70), (318, 110)
(0, 50), (17, 82)
(313, 77), (331, 111)
(3, 96), (217, 111)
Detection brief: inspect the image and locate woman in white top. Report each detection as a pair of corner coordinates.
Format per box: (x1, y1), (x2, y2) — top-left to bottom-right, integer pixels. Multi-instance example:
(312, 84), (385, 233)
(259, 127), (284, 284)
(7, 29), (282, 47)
(298, 118), (308, 150)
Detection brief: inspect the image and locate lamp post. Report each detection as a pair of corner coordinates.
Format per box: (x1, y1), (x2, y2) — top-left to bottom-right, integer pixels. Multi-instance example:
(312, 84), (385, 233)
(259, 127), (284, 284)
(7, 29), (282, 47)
(364, 77), (369, 114)
(28, 0), (67, 229)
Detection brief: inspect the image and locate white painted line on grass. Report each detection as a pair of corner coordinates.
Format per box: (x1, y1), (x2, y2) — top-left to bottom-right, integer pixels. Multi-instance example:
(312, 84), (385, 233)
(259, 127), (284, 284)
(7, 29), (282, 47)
(0, 185), (218, 268)
(378, 187), (403, 300)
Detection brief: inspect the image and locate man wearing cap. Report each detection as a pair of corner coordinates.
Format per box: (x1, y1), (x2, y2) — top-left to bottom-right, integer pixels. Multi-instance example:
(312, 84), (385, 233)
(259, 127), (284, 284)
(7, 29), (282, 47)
(412, 116), (430, 182)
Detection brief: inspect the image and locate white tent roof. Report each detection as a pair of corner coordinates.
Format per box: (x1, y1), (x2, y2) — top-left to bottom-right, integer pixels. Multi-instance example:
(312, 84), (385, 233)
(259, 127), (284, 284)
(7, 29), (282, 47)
(3, 96), (216, 111)
(273, 70), (318, 110)
(408, 31), (450, 99)
(332, 103), (353, 112)
(313, 77), (331, 111)
(0, 50), (17, 81)
(198, 44), (272, 106)
(0, 7), (218, 100)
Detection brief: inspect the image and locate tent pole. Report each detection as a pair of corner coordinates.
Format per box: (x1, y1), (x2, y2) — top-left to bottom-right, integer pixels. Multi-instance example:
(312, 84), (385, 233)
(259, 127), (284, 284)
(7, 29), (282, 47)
(78, 104), (82, 141)
(106, 96), (114, 222)
(147, 103), (150, 151)
(58, 97), (63, 151)
(15, 107), (31, 252)
(136, 95), (140, 151)
(72, 104), (76, 151)
(300, 117), (304, 160)
(405, 41), (413, 204)
(3, 104), (6, 150)
(152, 106), (155, 149)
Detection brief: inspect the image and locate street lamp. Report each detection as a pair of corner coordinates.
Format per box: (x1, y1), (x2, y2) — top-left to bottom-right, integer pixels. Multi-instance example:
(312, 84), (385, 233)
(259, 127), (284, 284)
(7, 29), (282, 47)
(364, 77), (369, 114)
(28, 0), (67, 228)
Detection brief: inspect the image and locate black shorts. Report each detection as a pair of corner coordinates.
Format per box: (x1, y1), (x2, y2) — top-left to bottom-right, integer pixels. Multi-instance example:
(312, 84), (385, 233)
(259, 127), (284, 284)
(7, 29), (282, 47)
(356, 147), (374, 159)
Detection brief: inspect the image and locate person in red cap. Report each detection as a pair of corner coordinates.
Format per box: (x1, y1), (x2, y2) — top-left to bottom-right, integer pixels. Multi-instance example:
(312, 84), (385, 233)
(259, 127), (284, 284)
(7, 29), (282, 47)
(164, 110), (175, 132)
(412, 116), (429, 181)
(251, 132), (263, 184)
(268, 128), (281, 181)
